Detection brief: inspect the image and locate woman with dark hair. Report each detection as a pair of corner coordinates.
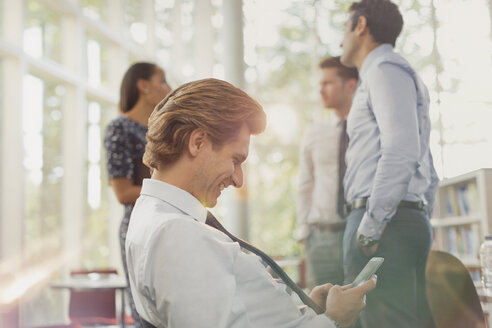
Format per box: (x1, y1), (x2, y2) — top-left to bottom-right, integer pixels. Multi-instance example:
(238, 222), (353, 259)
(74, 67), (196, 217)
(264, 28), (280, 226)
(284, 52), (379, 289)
(104, 62), (171, 326)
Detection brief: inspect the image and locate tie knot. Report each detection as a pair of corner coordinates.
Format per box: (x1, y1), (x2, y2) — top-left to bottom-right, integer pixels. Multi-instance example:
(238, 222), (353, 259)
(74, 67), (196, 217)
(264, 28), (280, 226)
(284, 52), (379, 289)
(206, 211), (224, 232)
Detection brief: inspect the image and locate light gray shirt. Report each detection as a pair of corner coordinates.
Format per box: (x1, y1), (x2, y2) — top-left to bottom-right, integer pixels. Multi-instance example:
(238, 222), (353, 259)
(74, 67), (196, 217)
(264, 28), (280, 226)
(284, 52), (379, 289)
(344, 44), (439, 240)
(296, 115), (344, 240)
(126, 178), (335, 327)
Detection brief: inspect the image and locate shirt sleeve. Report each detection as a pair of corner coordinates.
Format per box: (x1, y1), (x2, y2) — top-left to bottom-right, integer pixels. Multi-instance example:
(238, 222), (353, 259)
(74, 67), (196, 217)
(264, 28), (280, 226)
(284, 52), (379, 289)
(358, 63), (421, 240)
(295, 129), (315, 240)
(104, 120), (135, 180)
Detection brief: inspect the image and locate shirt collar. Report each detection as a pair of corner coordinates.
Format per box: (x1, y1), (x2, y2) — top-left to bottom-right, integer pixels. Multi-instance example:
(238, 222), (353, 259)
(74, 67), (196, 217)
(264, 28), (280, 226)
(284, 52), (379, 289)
(140, 178), (208, 223)
(359, 43), (394, 80)
(334, 115), (345, 128)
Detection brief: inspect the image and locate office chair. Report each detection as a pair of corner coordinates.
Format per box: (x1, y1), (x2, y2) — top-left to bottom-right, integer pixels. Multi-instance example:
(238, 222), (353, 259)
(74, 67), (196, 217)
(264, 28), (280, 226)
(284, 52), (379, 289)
(68, 269), (119, 326)
(426, 250), (486, 328)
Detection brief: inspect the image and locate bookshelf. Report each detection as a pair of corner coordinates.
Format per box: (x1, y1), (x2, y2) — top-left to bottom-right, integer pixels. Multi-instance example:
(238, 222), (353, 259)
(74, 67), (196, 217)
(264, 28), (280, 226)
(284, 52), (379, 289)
(432, 168), (492, 283)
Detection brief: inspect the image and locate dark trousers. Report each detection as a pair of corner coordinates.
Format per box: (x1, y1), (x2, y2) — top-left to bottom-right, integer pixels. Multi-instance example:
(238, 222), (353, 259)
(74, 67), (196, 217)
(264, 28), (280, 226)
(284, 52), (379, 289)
(305, 227), (345, 288)
(343, 207), (435, 328)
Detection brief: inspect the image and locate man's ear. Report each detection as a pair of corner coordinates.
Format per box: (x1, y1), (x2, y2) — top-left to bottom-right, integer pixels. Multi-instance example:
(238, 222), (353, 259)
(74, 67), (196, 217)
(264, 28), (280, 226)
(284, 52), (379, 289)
(347, 78), (358, 93)
(188, 128), (207, 157)
(355, 15), (369, 37)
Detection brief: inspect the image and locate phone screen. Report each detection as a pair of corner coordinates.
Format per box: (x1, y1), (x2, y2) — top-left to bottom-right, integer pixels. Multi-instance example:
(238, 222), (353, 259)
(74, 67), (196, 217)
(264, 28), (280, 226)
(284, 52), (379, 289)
(351, 257), (384, 288)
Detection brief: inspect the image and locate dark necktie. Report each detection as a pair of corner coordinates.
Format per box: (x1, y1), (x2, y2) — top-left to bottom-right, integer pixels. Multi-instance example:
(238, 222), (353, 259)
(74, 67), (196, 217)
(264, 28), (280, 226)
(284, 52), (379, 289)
(337, 120), (348, 219)
(205, 211), (324, 314)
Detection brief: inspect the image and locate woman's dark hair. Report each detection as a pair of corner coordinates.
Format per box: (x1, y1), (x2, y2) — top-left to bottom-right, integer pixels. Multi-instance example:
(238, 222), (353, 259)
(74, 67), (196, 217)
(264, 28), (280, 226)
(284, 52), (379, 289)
(119, 62), (157, 113)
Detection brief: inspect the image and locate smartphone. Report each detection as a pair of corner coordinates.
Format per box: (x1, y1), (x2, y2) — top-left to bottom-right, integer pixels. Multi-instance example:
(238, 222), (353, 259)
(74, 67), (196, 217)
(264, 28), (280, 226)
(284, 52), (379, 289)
(351, 257), (384, 288)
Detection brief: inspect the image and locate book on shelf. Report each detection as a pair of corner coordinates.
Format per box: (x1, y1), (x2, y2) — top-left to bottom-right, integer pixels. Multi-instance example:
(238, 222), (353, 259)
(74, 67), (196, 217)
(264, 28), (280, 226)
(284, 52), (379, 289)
(457, 185), (469, 215)
(444, 224), (480, 259)
(446, 187), (460, 216)
(447, 226), (458, 255)
(444, 182), (479, 217)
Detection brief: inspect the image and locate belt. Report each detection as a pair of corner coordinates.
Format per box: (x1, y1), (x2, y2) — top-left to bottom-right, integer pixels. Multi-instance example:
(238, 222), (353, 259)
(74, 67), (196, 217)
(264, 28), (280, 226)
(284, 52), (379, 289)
(344, 198), (428, 216)
(311, 222), (346, 232)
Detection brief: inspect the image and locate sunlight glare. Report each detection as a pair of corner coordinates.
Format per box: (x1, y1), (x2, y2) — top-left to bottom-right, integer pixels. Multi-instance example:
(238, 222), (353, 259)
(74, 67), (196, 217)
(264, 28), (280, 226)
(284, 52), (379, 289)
(266, 104), (298, 144)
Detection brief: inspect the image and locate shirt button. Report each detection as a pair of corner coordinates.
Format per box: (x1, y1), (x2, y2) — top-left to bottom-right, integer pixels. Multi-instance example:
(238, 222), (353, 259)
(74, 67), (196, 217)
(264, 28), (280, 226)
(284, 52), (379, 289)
(384, 206), (391, 211)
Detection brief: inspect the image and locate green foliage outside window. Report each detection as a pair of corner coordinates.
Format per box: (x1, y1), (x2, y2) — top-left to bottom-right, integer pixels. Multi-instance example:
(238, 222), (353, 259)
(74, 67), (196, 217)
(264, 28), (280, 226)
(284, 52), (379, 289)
(25, 0), (62, 63)
(247, 0), (330, 258)
(82, 0), (108, 21)
(246, 0), (442, 260)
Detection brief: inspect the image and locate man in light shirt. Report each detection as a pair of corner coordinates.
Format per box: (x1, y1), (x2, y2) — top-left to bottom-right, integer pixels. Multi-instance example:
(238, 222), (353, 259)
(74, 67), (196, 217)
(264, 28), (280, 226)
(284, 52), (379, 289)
(125, 78), (376, 327)
(339, 0), (439, 327)
(296, 56), (358, 288)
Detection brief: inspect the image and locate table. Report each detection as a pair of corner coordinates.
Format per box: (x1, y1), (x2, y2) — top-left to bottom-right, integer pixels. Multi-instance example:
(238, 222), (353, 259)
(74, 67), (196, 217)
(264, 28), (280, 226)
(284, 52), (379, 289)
(50, 275), (127, 327)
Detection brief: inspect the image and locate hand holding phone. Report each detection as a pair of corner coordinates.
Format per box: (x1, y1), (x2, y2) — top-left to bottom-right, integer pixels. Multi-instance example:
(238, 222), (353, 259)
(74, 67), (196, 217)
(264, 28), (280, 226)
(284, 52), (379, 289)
(325, 271), (377, 327)
(351, 257), (384, 288)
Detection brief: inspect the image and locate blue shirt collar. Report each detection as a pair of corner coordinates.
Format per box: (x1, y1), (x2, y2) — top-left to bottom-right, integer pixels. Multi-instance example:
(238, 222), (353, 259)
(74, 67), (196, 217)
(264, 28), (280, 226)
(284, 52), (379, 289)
(359, 43), (394, 80)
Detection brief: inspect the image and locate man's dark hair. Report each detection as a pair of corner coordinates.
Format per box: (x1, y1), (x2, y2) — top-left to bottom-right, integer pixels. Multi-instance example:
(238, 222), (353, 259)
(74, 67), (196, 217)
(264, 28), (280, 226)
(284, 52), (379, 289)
(319, 56), (359, 81)
(350, 0), (403, 47)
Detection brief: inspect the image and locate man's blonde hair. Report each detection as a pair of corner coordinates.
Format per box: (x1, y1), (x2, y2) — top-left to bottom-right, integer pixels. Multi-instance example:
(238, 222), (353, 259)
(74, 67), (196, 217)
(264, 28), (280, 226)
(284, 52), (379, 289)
(143, 78), (266, 169)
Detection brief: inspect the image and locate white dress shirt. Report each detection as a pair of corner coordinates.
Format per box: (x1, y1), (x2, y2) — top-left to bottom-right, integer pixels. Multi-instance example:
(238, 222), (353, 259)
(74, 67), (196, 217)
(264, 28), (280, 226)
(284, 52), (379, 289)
(126, 179), (335, 327)
(296, 115), (344, 240)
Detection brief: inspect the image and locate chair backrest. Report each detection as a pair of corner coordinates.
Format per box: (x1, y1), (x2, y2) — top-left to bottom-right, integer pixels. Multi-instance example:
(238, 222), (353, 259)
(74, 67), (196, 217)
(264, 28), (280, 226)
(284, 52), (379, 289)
(68, 269), (118, 324)
(426, 250), (486, 328)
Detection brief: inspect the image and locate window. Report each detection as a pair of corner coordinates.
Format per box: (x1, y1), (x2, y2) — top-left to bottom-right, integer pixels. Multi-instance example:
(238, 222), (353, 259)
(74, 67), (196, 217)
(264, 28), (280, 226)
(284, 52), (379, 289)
(24, 0), (62, 63)
(22, 73), (64, 257)
(21, 73), (65, 326)
(82, 0), (108, 21)
(154, 0), (173, 67)
(244, 0), (324, 257)
(86, 36), (110, 88)
(83, 99), (113, 268)
(154, 0), (196, 82)
(125, 0), (147, 44)
(1, 0), (158, 325)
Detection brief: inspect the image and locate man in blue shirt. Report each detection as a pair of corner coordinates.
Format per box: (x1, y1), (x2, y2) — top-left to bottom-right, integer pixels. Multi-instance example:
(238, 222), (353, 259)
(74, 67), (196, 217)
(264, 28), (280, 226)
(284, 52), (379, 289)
(339, 0), (439, 327)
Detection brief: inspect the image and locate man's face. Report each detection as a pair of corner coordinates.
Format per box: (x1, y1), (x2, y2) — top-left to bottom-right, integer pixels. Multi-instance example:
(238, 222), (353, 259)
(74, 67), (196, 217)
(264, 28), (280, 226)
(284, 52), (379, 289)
(319, 67), (351, 111)
(193, 124), (250, 208)
(340, 13), (359, 68)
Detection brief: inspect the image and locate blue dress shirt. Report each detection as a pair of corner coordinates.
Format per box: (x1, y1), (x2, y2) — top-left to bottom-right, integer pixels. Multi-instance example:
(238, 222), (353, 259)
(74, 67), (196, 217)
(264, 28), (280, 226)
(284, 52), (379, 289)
(344, 44), (439, 240)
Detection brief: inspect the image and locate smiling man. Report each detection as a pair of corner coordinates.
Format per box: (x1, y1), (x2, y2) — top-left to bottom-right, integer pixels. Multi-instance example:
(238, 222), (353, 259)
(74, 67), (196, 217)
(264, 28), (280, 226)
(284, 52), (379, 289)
(125, 78), (376, 327)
